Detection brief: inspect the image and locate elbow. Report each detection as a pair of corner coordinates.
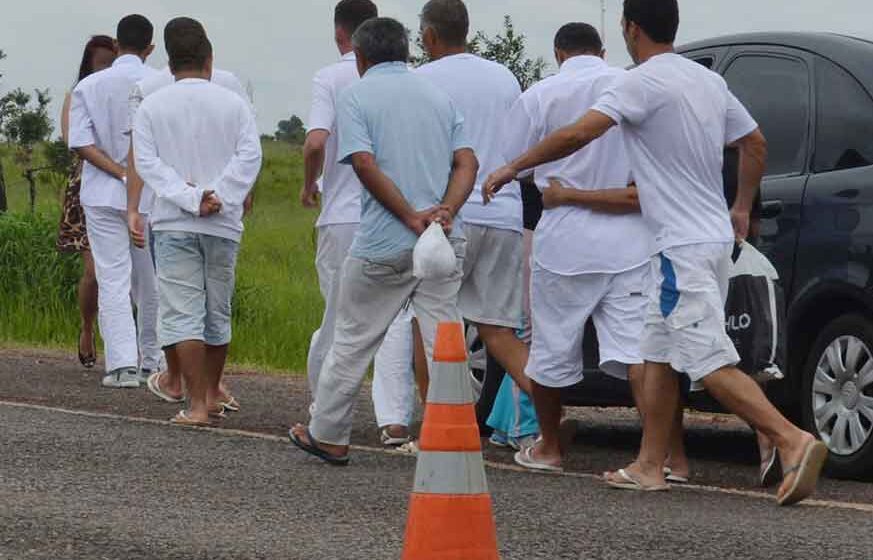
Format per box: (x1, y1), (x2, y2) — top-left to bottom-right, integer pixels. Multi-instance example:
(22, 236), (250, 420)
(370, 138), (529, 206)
(303, 131), (327, 158)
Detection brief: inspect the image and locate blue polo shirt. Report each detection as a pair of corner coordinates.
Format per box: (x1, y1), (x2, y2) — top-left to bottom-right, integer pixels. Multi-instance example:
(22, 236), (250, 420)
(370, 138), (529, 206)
(337, 61), (470, 260)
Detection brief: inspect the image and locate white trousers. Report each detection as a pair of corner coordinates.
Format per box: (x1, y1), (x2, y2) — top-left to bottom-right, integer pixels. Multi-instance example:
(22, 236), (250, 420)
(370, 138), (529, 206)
(83, 206), (161, 373)
(308, 224), (415, 428)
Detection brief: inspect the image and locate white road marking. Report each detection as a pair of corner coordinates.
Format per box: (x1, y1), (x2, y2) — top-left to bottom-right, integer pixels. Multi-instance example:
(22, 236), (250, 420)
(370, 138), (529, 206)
(2, 399), (871, 513)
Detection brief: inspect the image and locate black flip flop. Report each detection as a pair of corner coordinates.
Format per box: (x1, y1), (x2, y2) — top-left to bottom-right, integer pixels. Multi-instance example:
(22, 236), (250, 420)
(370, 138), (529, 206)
(288, 428), (350, 466)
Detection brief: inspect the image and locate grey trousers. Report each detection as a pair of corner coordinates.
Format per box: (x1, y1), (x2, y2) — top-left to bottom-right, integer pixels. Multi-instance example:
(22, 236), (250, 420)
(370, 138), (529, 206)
(309, 241), (465, 445)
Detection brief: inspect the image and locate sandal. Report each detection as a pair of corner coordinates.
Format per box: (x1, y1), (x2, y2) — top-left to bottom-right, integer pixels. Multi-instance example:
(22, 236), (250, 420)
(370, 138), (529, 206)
(604, 468), (670, 492)
(514, 445), (563, 473)
(170, 410), (211, 427)
(777, 440), (828, 506)
(78, 330), (97, 369)
(219, 395), (240, 412)
(288, 427), (350, 466)
(380, 427), (412, 447)
(146, 371), (185, 404)
(760, 447), (781, 488)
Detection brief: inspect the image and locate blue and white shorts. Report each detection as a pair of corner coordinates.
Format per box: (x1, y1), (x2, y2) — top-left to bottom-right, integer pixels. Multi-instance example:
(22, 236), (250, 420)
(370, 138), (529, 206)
(153, 231), (240, 348)
(640, 242), (740, 382)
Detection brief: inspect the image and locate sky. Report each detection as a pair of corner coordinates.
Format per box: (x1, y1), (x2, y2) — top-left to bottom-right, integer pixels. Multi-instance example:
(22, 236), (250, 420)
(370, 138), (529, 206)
(1, 0), (872, 136)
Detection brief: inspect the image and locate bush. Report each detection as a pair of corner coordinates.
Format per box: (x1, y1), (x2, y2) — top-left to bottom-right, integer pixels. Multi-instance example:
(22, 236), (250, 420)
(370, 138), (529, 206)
(0, 212), (84, 345)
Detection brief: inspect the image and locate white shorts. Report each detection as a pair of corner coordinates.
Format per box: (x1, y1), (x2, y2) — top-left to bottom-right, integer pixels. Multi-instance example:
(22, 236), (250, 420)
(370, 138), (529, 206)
(640, 242), (740, 382)
(458, 224), (524, 329)
(526, 263), (648, 388)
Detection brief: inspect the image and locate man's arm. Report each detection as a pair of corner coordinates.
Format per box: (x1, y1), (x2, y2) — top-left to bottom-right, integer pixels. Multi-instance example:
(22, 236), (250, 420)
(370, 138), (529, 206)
(350, 152), (433, 235)
(210, 108), (263, 208)
(730, 128), (767, 240)
(543, 179), (640, 214)
(301, 129), (328, 208)
(434, 148), (478, 231)
(126, 141), (148, 247)
(68, 87), (126, 181)
(484, 109), (616, 202)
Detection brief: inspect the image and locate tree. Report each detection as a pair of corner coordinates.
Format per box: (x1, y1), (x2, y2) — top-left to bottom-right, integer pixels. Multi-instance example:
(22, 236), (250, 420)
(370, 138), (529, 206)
(0, 87), (54, 213)
(410, 15), (548, 91)
(275, 115), (306, 145)
(0, 49), (7, 213)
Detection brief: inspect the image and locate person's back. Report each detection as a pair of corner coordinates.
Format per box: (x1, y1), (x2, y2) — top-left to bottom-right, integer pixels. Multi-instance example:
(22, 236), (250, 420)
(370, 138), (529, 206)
(416, 54), (521, 231)
(594, 53), (743, 252)
(512, 56), (649, 275)
(310, 54), (364, 227)
(339, 63), (466, 259)
(136, 80), (258, 240)
(72, 55), (157, 211)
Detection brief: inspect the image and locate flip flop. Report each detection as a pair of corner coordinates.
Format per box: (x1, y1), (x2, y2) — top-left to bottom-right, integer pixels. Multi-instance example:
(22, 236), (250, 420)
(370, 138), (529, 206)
(663, 467), (690, 484)
(605, 469), (670, 492)
(380, 428), (412, 447)
(288, 428), (350, 466)
(219, 395), (240, 413)
(513, 446), (563, 473)
(760, 448), (781, 488)
(777, 440), (828, 506)
(170, 410), (211, 427)
(146, 371), (185, 404)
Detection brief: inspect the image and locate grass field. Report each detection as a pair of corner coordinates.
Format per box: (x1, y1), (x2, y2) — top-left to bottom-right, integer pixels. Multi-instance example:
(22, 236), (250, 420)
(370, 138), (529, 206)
(0, 140), (322, 374)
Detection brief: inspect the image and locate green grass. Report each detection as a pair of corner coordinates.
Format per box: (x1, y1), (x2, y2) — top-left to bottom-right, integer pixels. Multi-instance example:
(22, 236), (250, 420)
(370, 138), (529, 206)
(0, 140), (322, 374)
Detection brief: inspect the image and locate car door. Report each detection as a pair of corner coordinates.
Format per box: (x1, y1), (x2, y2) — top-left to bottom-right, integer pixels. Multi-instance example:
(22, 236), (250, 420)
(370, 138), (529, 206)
(793, 56), (873, 304)
(720, 47), (814, 300)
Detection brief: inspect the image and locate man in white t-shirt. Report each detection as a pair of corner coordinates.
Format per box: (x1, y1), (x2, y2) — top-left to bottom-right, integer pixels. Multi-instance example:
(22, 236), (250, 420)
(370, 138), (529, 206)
(134, 17), (262, 426)
(485, 0), (825, 506)
(301, 0), (417, 446)
(416, 0), (531, 396)
(125, 31), (254, 409)
(500, 22), (651, 473)
(68, 14), (162, 389)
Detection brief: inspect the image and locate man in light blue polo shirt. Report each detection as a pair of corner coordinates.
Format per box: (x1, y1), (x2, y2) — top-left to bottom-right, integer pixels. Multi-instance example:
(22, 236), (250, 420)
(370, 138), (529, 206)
(289, 17), (479, 465)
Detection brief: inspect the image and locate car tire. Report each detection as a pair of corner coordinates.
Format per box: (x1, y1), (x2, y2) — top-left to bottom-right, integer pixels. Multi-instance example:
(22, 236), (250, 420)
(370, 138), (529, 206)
(801, 314), (873, 479)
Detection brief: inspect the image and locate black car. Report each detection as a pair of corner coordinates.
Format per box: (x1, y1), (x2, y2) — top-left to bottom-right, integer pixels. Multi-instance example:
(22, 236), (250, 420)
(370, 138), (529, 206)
(562, 32), (873, 479)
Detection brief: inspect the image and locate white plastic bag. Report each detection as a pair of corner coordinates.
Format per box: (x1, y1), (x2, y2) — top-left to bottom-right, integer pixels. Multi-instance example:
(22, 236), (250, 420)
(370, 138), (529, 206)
(413, 222), (456, 280)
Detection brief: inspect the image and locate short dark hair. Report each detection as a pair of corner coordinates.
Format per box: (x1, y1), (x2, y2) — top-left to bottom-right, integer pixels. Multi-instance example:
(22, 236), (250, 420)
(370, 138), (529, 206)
(335, 0), (378, 35)
(421, 0), (469, 47)
(116, 14), (153, 52)
(554, 23), (603, 54)
(164, 17), (213, 73)
(623, 0), (679, 44)
(352, 17), (409, 65)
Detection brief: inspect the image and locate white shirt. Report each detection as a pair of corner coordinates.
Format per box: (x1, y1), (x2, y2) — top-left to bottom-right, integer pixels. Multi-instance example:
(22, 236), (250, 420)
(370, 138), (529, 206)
(505, 56), (650, 275)
(133, 79), (262, 242)
(68, 54), (158, 211)
(129, 67), (253, 213)
(592, 53), (758, 253)
(307, 52), (363, 227)
(416, 53), (523, 232)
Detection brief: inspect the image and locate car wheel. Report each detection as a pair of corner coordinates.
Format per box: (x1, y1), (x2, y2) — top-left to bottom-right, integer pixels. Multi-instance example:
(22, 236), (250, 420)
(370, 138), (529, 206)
(801, 314), (873, 479)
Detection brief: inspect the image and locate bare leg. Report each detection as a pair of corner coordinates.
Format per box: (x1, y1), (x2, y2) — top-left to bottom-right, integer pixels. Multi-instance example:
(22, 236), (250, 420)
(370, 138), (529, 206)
(411, 318), (428, 404)
(205, 344), (229, 410)
(701, 367), (814, 500)
(526, 381), (563, 467)
(173, 340), (208, 422)
(78, 251), (98, 357)
(476, 324), (533, 395)
(161, 349), (184, 397)
(666, 403), (690, 479)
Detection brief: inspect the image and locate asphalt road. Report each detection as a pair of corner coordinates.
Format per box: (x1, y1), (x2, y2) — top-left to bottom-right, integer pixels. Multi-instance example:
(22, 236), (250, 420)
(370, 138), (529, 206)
(2, 349), (873, 559)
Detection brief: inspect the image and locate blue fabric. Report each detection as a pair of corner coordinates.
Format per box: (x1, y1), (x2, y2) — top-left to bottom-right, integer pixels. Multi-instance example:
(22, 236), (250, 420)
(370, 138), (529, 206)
(486, 375), (539, 437)
(660, 253), (680, 318)
(336, 62), (470, 260)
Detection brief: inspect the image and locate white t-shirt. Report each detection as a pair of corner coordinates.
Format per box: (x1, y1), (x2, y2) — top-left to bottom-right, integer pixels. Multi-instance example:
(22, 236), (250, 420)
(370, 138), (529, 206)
(505, 55), (649, 275)
(307, 52), (363, 227)
(416, 53), (523, 233)
(133, 79), (262, 242)
(129, 67), (252, 213)
(592, 53), (758, 253)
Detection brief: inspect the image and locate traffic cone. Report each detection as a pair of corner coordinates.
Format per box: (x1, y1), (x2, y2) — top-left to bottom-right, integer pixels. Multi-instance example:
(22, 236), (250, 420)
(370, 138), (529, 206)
(401, 322), (499, 560)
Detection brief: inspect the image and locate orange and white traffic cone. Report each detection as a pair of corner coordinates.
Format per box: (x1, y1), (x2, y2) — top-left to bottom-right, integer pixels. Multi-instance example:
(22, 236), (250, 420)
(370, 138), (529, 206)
(401, 321), (499, 560)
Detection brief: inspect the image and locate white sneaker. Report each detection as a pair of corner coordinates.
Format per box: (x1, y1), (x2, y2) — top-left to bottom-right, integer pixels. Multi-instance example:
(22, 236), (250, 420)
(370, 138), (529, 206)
(102, 368), (141, 389)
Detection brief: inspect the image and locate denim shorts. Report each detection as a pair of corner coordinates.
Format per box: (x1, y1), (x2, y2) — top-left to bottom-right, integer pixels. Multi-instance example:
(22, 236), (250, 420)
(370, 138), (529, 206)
(153, 231), (240, 348)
